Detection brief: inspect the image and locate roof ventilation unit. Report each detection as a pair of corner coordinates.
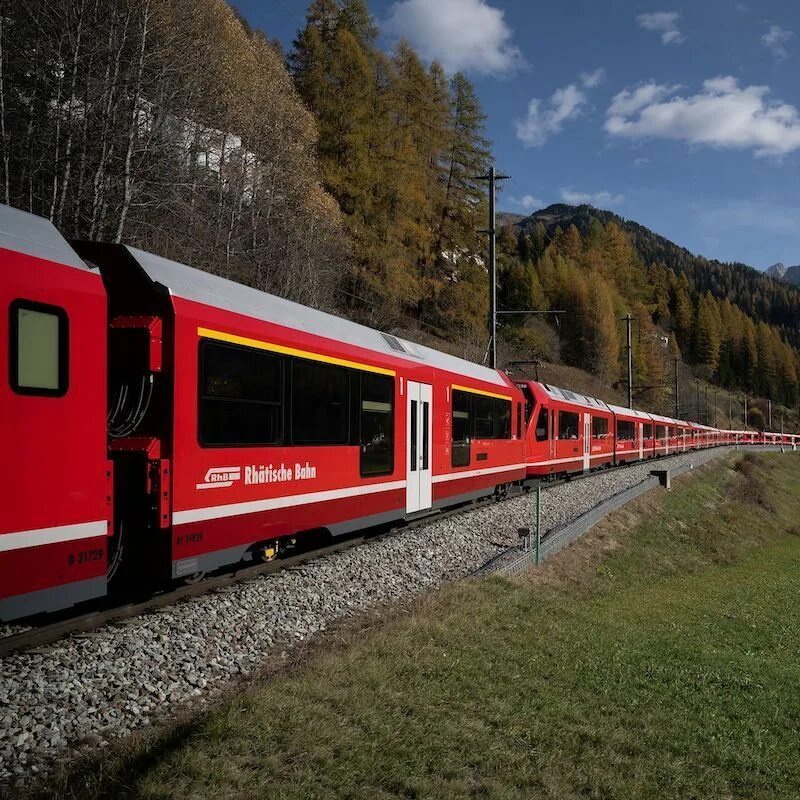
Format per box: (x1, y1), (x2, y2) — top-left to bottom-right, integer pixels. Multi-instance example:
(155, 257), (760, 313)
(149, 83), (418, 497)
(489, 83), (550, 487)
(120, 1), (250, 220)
(380, 332), (410, 354)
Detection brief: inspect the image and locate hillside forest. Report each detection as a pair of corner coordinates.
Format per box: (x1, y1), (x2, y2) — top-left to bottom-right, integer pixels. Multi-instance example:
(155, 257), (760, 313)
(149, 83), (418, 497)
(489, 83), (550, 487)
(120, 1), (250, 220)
(1, 0), (799, 427)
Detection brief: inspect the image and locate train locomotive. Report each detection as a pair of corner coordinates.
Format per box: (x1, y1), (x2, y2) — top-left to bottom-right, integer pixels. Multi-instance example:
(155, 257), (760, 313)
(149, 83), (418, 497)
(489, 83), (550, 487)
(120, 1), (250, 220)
(1, 204), (797, 621)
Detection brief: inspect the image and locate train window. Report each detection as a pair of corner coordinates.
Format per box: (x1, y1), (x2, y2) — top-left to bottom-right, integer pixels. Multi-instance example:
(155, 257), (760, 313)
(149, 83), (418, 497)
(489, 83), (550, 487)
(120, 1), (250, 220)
(643, 423), (652, 439)
(558, 411), (579, 439)
(422, 401), (429, 470)
(592, 416), (609, 438)
(410, 400), (418, 471)
(617, 420), (636, 441)
(473, 395), (512, 439)
(452, 390), (471, 467)
(535, 407), (548, 441)
(655, 425), (666, 439)
(199, 340), (282, 446)
(360, 373), (393, 476)
(9, 300), (68, 396)
(291, 359), (349, 445)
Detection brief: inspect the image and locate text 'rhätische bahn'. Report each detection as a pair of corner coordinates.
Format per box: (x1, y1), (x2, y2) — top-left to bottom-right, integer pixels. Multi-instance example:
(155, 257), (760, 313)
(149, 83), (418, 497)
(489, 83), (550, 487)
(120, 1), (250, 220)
(2, 203), (797, 621)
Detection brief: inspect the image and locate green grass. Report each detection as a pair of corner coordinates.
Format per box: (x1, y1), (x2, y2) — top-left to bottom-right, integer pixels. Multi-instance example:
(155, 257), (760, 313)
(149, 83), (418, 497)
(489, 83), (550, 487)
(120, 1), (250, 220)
(33, 453), (800, 800)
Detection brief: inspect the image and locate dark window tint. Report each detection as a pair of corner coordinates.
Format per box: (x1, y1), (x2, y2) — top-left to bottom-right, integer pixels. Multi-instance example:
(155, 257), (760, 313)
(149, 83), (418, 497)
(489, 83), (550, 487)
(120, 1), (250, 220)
(452, 389), (471, 467)
(535, 407), (549, 441)
(422, 401), (429, 470)
(473, 395), (512, 440)
(291, 359), (349, 445)
(10, 300), (68, 396)
(655, 425), (666, 439)
(592, 416), (609, 438)
(410, 399), (418, 472)
(617, 420), (636, 441)
(360, 373), (393, 476)
(558, 411), (579, 439)
(199, 340), (282, 446)
(643, 423), (653, 439)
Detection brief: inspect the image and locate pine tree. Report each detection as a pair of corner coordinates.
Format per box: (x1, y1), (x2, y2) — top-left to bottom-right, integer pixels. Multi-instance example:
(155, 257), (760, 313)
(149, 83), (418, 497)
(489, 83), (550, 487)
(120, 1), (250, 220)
(434, 71), (491, 263)
(581, 272), (620, 383)
(691, 293), (721, 378)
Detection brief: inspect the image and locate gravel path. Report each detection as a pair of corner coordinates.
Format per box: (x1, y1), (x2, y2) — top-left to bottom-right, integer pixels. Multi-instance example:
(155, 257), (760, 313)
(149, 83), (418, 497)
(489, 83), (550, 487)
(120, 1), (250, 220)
(0, 448), (732, 783)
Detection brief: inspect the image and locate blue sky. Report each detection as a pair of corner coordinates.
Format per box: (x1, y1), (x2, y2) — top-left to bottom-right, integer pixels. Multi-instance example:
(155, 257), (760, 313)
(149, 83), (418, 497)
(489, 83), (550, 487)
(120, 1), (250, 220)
(236, 0), (800, 270)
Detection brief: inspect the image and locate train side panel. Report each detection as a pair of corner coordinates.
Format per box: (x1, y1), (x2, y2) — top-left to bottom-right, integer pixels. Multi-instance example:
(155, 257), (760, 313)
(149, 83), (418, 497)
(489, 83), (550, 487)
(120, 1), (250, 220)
(0, 207), (109, 620)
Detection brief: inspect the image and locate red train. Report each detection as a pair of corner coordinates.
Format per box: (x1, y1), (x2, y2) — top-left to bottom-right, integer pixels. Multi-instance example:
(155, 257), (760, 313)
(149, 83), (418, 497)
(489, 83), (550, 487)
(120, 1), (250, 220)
(1, 204), (797, 620)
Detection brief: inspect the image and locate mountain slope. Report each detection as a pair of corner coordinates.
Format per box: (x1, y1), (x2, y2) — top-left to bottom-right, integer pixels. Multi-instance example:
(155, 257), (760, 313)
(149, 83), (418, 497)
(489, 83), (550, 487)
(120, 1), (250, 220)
(514, 204), (800, 343)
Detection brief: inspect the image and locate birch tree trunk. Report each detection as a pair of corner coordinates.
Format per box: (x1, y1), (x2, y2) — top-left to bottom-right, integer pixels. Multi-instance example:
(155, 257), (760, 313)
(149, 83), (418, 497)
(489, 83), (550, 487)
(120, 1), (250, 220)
(115, 0), (149, 243)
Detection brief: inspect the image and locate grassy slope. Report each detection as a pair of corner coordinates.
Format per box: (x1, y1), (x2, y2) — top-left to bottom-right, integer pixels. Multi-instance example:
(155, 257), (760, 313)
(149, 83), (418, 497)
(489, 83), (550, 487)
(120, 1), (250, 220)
(38, 454), (800, 800)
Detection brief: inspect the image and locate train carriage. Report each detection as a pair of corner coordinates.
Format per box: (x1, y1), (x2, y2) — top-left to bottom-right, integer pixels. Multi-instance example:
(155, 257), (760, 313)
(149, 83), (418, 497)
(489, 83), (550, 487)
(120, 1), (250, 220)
(648, 412), (677, 457)
(518, 381), (614, 478)
(607, 404), (651, 463)
(71, 243), (527, 585)
(0, 206), (110, 620)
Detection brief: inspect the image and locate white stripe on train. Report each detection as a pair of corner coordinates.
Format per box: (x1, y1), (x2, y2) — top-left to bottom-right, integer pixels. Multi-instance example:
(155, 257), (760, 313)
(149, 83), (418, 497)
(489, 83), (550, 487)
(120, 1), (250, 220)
(0, 520), (108, 553)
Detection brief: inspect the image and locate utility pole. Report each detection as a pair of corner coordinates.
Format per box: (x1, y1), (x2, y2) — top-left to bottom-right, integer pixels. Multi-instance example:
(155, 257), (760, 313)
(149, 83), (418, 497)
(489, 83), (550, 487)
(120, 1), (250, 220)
(768, 399), (772, 430)
(713, 390), (717, 428)
(728, 393), (732, 429)
(674, 357), (679, 418)
(474, 165), (510, 369)
(625, 313), (633, 408)
(696, 379), (700, 423)
(744, 393), (748, 429)
(705, 385), (709, 425)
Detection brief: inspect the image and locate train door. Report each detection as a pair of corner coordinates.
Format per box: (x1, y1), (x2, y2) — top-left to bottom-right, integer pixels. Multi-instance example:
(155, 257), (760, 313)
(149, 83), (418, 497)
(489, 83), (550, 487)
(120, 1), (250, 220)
(406, 381), (432, 514)
(549, 409), (556, 464)
(638, 422), (644, 459)
(583, 413), (591, 470)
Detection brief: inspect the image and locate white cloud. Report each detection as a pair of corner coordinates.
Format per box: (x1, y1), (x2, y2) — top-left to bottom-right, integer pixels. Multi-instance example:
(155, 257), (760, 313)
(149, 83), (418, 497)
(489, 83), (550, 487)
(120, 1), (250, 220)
(560, 188), (624, 207)
(736, 3), (748, 11)
(633, 157), (650, 167)
(508, 194), (543, 212)
(580, 68), (606, 88)
(637, 11), (685, 45)
(384, 0), (525, 75)
(607, 82), (682, 116)
(762, 24), (792, 59)
(605, 76), (800, 157)
(515, 84), (587, 147)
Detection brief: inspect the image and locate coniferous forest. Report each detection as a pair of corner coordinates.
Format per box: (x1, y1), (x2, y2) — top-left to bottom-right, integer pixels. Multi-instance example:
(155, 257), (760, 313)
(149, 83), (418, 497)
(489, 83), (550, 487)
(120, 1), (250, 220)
(2, 0), (798, 424)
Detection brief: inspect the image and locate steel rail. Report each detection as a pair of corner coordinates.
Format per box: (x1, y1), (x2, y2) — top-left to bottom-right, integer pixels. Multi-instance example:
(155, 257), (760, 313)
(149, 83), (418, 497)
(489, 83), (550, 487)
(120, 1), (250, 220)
(2, 444), (779, 658)
(0, 495), (500, 658)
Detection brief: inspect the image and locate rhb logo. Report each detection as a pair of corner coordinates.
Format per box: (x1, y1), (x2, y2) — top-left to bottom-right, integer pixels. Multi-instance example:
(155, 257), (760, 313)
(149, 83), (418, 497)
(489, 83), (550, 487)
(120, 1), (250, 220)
(196, 467), (241, 490)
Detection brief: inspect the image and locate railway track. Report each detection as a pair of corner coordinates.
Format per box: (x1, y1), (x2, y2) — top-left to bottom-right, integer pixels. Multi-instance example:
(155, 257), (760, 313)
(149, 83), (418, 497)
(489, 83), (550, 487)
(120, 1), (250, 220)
(0, 494), (502, 658)
(3, 445), (764, 659)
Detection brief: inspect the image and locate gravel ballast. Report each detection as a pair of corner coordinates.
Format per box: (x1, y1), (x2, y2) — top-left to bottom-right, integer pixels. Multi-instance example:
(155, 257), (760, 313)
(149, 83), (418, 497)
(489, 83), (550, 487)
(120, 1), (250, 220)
(0, 449), (734, 782)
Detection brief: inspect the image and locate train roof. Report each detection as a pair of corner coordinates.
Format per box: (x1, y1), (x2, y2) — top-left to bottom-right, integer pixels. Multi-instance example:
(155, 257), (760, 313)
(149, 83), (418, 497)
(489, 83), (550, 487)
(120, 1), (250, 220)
(535, 382), (610, 411)
(0, 204), (89, 272)
(606, 403), (652, 420)
(123, 245), (509, 388)
(648, 412), (686, 426)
